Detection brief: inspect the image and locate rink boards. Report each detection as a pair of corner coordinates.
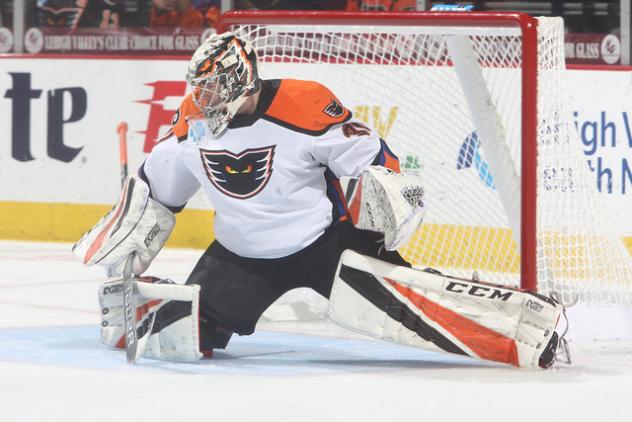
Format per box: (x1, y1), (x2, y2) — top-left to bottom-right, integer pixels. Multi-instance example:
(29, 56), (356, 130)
(0, 57), (631, 265)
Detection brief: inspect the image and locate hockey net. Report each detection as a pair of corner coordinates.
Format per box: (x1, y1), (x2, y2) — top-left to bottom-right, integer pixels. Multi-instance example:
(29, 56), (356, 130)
(220, 11), (632, 309)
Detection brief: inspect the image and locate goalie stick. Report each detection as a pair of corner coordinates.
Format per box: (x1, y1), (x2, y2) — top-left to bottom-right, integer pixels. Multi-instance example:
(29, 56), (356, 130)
(122, 252), (138, 363)
(122, 252), (159, 364)
(117, 122), (139, 363)
(117, 122), (129, 189)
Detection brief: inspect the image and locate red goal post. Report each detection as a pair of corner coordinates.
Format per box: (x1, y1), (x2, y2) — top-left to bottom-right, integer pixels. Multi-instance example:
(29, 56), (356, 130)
(218, 11), (632, 305)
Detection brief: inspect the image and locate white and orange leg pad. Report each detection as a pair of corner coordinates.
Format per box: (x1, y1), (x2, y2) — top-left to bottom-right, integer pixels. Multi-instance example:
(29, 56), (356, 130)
(328, 250), (563, 368)
(73, 176), (175, 277)
(99, 277), (203, 362)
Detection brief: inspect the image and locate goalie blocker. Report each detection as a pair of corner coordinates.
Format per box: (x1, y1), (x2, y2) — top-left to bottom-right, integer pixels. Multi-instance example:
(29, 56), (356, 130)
(329, 250), (565, 368)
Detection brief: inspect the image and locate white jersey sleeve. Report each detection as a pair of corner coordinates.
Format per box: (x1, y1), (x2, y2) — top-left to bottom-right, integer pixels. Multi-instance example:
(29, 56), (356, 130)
(311, 120), (381, 179)
(143, 136), (201, 209)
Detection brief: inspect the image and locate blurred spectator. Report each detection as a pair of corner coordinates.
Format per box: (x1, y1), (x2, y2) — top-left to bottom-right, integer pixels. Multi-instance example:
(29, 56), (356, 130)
(118, 0), (153, 27)
(235, 0), (345, 10)
(233, 0), (260, 8)
(346, 0), (416, 11)
(37, 0), (87, 27)
(194, 0), (220, 28)
(150, 0), (219, 27)
(83, 0), (124, 27)
(36, 0), (124, 28)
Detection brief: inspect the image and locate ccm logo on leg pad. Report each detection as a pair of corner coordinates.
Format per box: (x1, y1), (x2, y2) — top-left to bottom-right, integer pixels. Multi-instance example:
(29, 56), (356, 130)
(445, 281), (513, 301)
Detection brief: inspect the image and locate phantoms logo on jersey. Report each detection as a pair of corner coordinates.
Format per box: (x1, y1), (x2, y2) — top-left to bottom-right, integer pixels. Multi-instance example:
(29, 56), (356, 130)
(200, 146), (275, 199)
(323, 98), (344, 118)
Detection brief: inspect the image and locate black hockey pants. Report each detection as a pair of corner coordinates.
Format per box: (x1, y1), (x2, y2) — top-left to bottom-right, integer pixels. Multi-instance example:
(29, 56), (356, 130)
(185, 221), (409, 350)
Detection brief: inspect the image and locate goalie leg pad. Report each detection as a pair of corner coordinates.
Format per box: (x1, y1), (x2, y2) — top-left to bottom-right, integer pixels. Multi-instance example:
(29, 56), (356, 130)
(73, 176), (175, 277)
(100, 277), (203, 362)
(328, 250), (563, 368)
(347, 166), (424, 251)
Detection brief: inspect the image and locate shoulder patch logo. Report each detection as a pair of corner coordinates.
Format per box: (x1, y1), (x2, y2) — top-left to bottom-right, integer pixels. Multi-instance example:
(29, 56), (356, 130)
(323, 98), (345, 118)
(200, 145), (275, 199)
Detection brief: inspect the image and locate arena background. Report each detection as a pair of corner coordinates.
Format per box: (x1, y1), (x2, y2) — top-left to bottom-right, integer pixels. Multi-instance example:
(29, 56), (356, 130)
(0, 57), (630, 256)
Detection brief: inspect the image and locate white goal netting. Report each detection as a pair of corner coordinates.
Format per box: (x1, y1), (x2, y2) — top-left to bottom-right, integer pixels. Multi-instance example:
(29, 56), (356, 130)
(226, 13), (632, 309)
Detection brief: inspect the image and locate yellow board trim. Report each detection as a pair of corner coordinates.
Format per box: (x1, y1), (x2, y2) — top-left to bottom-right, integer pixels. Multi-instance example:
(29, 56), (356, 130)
(0, 201), (214, 249)
(1, 201), (631, 274)
(400, 224), (521, 273)
(400, 224), (632, 279)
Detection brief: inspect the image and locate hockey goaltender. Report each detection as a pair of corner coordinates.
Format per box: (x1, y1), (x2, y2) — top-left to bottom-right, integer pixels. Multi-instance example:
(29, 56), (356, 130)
(73, 32), (567, 368)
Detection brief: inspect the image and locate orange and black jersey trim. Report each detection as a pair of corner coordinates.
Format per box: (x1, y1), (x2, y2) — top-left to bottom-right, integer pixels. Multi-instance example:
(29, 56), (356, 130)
(168, 78), (399, 171)
(170, 92), (202, 143)
(229, 79), (353, 135)
(260, 79), (352, 135)
(372, 139), (401, 173)
(168, 79), (354, 142)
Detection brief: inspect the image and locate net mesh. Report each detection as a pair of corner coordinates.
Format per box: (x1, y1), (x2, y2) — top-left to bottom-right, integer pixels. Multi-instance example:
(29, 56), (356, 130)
(229, 16), (632, 306)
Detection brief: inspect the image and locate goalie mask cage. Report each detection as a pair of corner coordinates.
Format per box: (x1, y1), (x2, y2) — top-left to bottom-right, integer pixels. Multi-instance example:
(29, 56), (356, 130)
(219, 11), (632, 306)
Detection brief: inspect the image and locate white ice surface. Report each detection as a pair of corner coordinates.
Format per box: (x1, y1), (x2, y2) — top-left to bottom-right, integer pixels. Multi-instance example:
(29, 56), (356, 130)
(1, 240), (631, 422)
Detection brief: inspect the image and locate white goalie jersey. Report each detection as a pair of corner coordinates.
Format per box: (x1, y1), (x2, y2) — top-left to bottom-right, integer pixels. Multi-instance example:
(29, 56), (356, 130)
(143, 79), (402, 258)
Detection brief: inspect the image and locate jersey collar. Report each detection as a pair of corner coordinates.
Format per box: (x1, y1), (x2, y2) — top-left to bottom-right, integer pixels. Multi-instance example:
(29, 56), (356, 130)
(228, 79), (280, 129)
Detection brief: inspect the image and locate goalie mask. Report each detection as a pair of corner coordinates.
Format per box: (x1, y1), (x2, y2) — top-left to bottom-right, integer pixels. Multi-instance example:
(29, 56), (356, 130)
(186, 32), (260, 137)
